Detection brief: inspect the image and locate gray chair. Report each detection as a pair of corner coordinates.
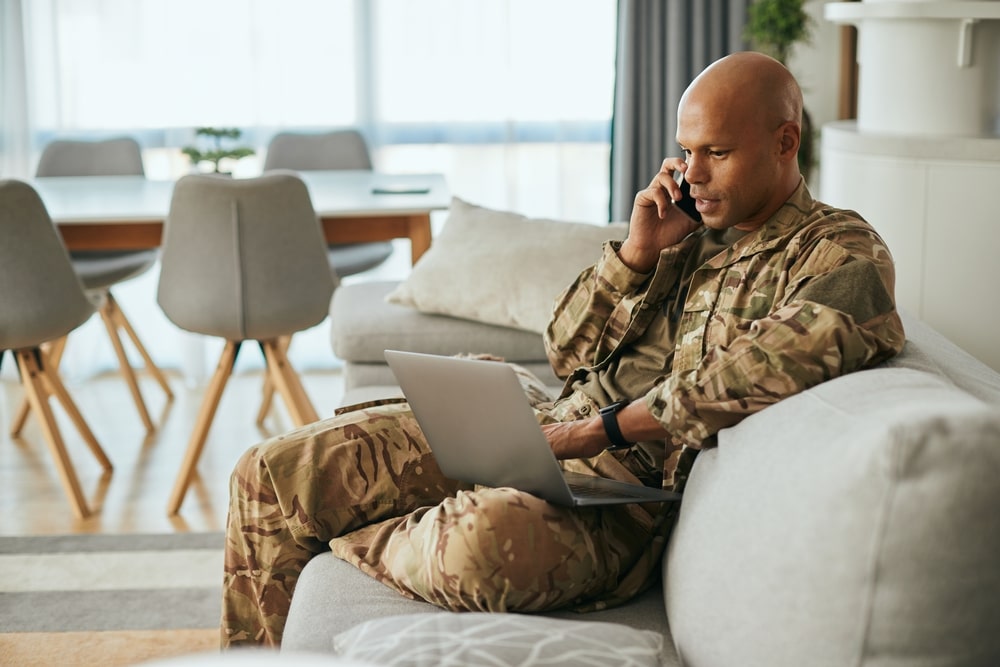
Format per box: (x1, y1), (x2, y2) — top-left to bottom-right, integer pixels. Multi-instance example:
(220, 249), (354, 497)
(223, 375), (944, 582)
(0, 179), (113, 519)
(157, 171), (337, 515)
(29, 138), (173, 434)
(258, 129), (395, 424)
(263, 129), (394, 277)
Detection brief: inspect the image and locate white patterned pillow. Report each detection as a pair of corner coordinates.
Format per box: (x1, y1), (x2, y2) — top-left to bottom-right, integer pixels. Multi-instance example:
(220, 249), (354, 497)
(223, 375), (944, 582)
(333, 612), (663, 666)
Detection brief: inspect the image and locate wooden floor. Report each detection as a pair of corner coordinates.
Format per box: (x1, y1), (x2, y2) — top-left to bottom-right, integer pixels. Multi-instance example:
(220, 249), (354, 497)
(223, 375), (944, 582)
(0, 364), (345, 536)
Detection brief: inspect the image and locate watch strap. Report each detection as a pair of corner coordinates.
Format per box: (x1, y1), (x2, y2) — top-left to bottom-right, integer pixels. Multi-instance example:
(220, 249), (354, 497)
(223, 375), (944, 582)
(599, 400), (633, 451)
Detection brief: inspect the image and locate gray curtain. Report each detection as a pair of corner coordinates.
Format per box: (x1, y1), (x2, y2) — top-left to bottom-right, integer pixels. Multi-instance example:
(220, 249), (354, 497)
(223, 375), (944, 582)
(1, 0), (31, 178)
(610, 0), (749, 222)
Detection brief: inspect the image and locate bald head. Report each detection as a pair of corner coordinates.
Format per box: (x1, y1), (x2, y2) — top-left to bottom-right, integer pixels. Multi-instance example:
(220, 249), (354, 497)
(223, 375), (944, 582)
(681, 52), (803, 131)
(674, 52), (804, 231)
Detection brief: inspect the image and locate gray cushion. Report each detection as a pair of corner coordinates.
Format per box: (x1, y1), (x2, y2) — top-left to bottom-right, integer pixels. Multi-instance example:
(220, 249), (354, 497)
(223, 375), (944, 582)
(330, 280), (552, 368)
(71, 249), (159, 292)
(326, 242), (393, 279)
(282, 552), (680, 666)
(665, 354), (1000, 666)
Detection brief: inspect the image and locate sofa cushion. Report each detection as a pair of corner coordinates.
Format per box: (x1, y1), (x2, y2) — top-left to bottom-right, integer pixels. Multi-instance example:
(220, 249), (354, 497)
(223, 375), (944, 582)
(331, 280), (548, 364)
(330, 279), (563, 389)
(385, 197), (627, 333)
(282, 551), (681, 665)
(332, 612), (663, 667)
(665, 360), (1000, 666)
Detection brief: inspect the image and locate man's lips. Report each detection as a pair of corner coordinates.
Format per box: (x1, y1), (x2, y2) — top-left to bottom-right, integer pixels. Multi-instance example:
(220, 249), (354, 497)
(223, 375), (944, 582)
(691, 193), (717, 213)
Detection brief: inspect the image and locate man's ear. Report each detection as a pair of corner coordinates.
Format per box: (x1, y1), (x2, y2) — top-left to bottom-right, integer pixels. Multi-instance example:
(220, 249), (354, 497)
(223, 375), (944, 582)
(777, 121), (801, 162)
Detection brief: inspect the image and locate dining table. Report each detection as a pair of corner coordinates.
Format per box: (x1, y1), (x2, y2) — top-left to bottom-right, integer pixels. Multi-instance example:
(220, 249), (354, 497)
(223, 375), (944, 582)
(31, 170), (450, 265)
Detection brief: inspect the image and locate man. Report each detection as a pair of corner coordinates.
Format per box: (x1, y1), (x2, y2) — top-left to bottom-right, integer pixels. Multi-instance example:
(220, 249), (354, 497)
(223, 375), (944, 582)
(221, 52), (905, 646)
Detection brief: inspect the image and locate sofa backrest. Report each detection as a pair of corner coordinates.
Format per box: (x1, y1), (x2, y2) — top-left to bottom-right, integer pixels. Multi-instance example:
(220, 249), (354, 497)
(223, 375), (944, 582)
(885, 309), (1000, 404)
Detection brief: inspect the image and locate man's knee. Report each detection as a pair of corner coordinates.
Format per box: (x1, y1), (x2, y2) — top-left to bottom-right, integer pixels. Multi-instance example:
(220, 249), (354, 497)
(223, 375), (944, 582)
(415, 489), (606, 611)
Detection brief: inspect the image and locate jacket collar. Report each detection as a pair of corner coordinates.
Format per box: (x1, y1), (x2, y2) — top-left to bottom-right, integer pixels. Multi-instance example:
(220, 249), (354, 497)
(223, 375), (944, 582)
(702, 177), (814, 270)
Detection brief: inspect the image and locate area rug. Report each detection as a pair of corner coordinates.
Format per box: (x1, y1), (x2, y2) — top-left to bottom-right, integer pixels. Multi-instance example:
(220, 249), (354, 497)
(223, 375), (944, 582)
(0, 532), (224, 666)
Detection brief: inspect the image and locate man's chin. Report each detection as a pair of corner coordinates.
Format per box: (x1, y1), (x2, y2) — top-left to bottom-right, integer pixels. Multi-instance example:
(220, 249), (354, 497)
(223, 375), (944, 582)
(700, 215), (730, 231)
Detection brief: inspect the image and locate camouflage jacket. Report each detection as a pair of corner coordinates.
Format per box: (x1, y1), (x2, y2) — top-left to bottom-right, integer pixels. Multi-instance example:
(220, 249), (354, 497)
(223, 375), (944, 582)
(544, 181), (906, 488)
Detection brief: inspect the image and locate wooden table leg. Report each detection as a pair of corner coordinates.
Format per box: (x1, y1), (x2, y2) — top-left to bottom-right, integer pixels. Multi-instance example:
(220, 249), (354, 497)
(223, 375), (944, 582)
(320, 213), (432, 265)
(407, 214), (431, 264)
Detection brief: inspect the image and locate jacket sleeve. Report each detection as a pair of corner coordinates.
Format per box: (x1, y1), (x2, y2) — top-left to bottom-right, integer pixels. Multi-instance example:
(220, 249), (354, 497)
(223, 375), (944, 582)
(543, 240), (671, 379)
(646, 229), (906, 448)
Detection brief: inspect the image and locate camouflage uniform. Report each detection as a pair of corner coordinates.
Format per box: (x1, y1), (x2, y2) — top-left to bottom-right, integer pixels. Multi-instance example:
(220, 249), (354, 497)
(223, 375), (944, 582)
(221, 180), (905, 647)
(546, 181), (906, 487)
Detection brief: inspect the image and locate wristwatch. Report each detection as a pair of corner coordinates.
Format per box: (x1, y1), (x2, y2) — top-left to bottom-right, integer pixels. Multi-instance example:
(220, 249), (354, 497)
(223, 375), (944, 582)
(599, 400), (634, 451)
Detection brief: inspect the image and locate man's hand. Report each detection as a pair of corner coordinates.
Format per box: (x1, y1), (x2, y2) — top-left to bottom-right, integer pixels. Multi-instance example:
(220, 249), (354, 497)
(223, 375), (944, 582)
(542, 400), (671, 460)
(542, 419), (608, 460)
(619, 158), (703, 273)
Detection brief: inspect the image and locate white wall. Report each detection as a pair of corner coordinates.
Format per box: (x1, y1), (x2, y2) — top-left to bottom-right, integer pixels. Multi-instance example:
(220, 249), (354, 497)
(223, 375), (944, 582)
(786, 0), (843, 194)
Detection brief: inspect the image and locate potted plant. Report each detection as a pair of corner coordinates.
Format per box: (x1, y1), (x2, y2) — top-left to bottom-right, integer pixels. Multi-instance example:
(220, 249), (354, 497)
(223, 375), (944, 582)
(743, 0), (816, 182)
(182, 127), (255, 174)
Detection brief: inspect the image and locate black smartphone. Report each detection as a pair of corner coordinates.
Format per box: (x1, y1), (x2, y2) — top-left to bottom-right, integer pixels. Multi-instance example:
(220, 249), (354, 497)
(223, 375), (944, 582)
(673, 173), (702, 223)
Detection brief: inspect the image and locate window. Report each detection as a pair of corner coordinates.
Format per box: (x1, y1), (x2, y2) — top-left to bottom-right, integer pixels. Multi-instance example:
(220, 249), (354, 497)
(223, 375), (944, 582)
(20, 0), (616, 220)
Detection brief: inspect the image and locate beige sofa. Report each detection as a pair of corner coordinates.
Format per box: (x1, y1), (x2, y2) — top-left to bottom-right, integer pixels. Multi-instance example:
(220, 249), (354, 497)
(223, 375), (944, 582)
(282, 200), (1000, 666)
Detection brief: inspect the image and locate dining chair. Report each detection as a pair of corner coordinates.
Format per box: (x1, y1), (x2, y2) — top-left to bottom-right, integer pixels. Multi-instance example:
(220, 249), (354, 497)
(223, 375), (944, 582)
(30, 137), (174, 434)
(258, 129), (395, 424)
(0, 179), (113, 519)
(262, 129), (394, 277)
(157, 171), (337, 515)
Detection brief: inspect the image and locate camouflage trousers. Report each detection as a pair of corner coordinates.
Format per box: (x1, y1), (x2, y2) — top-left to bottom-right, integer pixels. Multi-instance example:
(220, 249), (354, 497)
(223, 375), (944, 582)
(221, 378), (668, 647)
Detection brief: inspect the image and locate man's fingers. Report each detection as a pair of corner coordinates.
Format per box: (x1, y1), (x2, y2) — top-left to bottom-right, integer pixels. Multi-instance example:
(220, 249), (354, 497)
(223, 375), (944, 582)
(656, 171), (685, 204)
(636, 182), (672, 219)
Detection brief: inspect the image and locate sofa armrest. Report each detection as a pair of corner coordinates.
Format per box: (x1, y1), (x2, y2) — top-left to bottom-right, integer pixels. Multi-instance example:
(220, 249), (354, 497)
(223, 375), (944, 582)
(664, 358), (1000, 666)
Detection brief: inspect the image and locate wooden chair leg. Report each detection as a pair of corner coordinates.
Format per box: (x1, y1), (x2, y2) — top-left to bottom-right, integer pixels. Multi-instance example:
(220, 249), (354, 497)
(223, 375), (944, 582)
(98, 303), (155, 433)
(105, 292), (174, 399)
(255, 374), (275, 426)
(47, 335), (69, 366)
(167, 340), (240, 516)
(15, 295), (174, 436)
(255, 335), (291, 426)
(261, 339), (319, 427)
(10, 394), (31, 436)
(36, 359), (114, 473)
(16, 348), (106, 520)
(10, 338), (67, 437)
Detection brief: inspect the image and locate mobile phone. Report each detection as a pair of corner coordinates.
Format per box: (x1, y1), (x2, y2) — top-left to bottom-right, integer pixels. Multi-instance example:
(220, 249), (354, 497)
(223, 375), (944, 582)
(673, 173), (702, 223)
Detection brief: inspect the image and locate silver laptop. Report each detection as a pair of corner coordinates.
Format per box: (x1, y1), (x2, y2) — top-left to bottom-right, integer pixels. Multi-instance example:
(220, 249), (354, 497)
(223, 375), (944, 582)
(384, 350), (681, 507)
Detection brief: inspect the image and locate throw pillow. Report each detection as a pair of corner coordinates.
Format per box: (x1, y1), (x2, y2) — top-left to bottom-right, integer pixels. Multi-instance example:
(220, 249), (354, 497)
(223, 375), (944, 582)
(333, 612), (663, 667)
(385, 197), (628, 333)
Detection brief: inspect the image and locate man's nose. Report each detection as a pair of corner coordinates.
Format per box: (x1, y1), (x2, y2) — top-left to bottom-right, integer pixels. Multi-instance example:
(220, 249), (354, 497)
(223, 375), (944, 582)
(684, 158), (707, 184)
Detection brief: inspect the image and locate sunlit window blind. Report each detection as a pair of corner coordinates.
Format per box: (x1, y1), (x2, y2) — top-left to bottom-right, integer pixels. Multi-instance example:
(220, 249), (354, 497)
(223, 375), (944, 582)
(20, 0), (615, 220)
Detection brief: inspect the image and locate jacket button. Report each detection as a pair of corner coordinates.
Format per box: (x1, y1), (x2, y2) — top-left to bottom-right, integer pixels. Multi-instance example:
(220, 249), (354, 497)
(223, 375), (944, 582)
(579, 404), (591, 415)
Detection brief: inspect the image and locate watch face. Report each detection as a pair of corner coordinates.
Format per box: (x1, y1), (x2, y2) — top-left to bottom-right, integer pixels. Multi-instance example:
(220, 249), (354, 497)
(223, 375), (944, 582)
(600, 400), (628, 414)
